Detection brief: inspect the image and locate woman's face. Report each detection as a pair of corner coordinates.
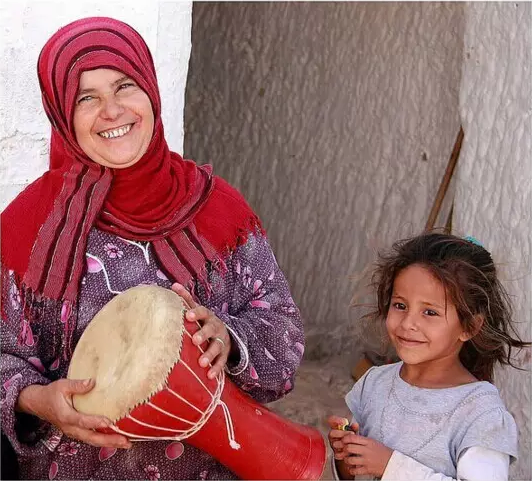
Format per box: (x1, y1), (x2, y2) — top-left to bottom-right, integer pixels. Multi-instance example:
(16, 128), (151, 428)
(73, 68), (154, 169)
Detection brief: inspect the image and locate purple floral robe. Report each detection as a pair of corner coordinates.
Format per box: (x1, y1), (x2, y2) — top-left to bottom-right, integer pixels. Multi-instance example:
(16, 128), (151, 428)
(1, 228), (304, 480)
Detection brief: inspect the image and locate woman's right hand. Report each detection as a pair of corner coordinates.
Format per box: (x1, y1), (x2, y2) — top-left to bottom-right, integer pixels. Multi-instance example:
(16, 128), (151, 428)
(17, 379), (132, 449)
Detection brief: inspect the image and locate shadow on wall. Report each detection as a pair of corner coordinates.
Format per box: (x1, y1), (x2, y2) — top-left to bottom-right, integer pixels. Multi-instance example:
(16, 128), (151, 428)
(184, 2), (465, 360)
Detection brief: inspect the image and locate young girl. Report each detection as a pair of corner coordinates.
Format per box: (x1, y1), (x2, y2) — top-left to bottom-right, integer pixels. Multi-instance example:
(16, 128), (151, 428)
(328, 233), (529, 480)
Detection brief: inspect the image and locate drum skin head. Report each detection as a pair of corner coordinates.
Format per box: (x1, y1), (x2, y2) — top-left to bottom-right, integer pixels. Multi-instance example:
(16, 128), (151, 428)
(67, 285), (186, 422)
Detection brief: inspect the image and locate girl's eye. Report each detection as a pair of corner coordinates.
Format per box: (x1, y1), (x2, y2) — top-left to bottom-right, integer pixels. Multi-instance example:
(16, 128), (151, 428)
(392, 302), (406, 311)
(424, 309), (439, 317)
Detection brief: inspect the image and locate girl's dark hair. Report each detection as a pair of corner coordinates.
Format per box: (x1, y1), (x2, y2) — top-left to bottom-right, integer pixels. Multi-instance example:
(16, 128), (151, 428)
(365, 232), (530, 382)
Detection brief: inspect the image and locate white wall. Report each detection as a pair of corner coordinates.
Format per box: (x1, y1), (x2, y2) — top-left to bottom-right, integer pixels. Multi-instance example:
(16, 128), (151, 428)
(185, 3), (531, 478)
(455, 3), (531, 478)
(184, 2), (465, 359)
(0, 0), (192, 210)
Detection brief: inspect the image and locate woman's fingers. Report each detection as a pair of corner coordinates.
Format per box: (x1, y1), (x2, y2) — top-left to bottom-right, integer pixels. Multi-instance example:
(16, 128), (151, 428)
(189, 310), (218, 341)
(30, 380), (131, 449)
(195, 322), (231, 378)
(170, 283), (231, 375)
(189, 311), (229, 350)
(59, 378), (96, 396)
(63, 411), (112, 431)
(171, 283), (197, 309)
(207, 344), (229, 379)
(196, 331), (231, 378)
(197, 333), (222, 366)
(66, 426), (132, 449)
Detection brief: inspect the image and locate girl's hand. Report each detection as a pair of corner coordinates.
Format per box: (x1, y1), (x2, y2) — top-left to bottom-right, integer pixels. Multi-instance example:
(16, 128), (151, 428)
(172, 283), (232, 379)
(326, 415), (359, 460)
(17, 380), (132, 449)
(341, 433), (393, 478)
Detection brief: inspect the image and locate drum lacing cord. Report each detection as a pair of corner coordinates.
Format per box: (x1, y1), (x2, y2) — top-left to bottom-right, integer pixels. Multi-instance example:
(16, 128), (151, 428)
(171, 330), (241, 449)
(109, 360), (221, 442)
(191, 331), (241, 450)
(216, 375), (241, 450)
(109, 329), (241, 450)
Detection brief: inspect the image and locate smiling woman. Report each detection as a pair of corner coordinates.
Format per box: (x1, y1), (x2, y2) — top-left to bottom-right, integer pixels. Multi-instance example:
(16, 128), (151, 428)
(73, 70), (154, 169)
(0, 16), (306, 480)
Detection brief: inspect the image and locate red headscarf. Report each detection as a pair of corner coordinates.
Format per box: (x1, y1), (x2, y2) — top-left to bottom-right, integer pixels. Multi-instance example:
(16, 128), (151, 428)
(1, 17), (261, 310)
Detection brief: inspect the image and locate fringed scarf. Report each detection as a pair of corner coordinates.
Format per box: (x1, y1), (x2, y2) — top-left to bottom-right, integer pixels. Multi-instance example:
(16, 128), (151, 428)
(0, 17), (262, 359)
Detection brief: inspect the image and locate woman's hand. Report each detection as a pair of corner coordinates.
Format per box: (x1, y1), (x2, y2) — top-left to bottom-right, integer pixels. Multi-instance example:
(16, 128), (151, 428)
(17, 380), (132, 449)
(341, 432), (393, 478)
(172, 283), (232, 379)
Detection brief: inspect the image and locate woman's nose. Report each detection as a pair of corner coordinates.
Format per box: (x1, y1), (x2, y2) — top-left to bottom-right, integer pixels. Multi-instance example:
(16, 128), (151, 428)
(100, 96), (124, 120)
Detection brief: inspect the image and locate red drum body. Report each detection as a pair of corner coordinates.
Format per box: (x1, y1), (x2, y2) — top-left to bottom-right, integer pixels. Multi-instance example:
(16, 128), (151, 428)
(68, 286), (325, 480)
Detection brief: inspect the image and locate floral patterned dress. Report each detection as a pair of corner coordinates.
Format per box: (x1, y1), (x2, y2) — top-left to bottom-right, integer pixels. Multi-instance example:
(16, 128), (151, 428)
(1, 228), (304, 480)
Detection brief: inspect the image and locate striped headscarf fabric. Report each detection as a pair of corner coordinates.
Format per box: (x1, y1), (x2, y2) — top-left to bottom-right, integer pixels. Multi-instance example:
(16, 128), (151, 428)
(1, 17), (261, 354)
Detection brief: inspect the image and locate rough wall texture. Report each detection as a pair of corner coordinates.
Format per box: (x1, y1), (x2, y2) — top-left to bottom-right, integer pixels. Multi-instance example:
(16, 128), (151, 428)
(454, 3), (531, 478)
(0, 0), (192, 210)
(184, 2), (464, 360)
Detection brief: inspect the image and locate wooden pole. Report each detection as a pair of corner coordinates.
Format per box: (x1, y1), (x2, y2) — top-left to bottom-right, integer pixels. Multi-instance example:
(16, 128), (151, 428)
(425, 127), (464, 231)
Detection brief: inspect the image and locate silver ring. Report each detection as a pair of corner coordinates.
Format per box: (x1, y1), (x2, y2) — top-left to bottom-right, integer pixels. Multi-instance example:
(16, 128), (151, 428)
(213, 336), (225, 347)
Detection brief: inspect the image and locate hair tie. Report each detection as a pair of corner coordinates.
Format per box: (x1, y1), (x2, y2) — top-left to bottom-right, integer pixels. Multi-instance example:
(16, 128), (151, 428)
(464, 236), (484, 247)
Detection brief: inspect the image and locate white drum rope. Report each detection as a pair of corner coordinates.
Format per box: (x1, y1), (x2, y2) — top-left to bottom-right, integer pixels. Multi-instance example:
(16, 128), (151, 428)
(110, 327), (241, 449)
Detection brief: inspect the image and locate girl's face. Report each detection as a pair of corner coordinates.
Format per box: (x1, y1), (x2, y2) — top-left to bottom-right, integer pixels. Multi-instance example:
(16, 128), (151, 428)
(73, 68), (154, 169)
(386, 264), (471, 367)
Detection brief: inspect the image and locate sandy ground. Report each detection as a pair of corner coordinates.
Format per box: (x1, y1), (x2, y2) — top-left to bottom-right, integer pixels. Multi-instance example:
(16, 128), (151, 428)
(269, 355), (359, 480)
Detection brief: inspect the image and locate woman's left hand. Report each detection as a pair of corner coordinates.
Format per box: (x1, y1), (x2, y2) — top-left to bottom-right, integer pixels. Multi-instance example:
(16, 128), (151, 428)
(171, 283), (232, 379)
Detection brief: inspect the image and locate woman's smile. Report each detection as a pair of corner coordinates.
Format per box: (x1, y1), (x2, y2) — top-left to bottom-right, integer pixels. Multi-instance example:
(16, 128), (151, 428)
(73, 68), (154, 169)
(97, 123), (134, 139)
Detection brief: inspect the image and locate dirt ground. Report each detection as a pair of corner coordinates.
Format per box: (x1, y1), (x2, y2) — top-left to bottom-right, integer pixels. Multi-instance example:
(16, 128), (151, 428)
(269, 355), (359, 480)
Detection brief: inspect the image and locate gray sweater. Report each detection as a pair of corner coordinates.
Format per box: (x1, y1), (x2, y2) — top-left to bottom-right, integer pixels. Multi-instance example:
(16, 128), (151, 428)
(345, 362), (518, 478)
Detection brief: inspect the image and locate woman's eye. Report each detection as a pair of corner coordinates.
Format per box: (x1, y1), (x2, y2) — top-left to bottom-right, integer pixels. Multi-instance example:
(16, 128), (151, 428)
(393, 302), (406, 310)
(118, 82), (135, 91)
(424, 309), (439, 317)
(77, 95), (93, 104)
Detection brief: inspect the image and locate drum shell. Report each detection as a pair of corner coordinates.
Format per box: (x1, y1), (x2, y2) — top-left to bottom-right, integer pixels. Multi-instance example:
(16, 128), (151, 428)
(187, 379), (326, 480)
(100, 321), (326, 480)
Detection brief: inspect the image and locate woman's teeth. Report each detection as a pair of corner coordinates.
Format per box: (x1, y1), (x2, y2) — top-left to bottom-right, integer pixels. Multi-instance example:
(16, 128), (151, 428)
(98, 124), (132, 139)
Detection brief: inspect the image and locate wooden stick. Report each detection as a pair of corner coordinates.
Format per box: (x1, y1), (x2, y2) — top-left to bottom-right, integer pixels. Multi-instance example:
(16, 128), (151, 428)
(425, 127), (464, 231)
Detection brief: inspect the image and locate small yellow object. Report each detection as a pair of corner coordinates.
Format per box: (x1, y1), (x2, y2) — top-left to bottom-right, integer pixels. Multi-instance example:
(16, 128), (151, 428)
(337, 418), (354, 432)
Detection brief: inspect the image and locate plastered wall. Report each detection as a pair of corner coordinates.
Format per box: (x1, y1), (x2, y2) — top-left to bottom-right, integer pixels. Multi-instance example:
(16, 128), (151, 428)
(185, 3), (530, 478)
(454, 3), (531, 478)
(184, 2), (464, 358)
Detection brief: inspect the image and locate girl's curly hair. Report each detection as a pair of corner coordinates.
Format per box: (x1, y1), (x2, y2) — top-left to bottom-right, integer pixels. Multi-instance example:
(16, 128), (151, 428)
(363, 232), (530, 382)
